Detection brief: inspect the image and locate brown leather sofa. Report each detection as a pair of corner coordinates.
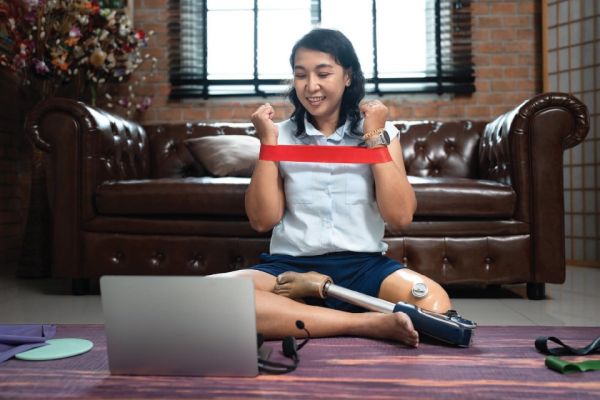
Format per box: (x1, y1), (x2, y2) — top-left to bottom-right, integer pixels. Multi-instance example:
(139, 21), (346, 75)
(27, 93), (589, 297)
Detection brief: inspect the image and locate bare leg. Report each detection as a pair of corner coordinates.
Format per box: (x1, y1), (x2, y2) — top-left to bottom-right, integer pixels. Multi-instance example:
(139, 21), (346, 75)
(378, 269), (452, 313)
(215, 269), (419, 347)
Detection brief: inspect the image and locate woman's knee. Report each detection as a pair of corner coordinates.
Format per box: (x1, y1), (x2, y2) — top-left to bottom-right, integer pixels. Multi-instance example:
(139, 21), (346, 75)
(212, 269), (276, 292)
(379, 269), (451, 313)
(414, 280), (451, 313)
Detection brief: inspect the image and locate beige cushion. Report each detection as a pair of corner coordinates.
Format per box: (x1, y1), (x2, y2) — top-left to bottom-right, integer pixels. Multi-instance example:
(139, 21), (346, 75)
(184, 135), (260, 177)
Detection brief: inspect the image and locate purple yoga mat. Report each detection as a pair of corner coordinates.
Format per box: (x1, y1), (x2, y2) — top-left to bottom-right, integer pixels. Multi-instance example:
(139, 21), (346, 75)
(0, 325), (56, 363)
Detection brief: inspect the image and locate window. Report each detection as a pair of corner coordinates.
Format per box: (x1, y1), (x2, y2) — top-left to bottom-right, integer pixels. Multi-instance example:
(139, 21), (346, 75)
(168, 0), (474, 98)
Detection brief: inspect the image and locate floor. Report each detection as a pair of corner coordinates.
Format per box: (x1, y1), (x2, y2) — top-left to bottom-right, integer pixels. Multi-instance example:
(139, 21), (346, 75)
(1, 265), (599, 326)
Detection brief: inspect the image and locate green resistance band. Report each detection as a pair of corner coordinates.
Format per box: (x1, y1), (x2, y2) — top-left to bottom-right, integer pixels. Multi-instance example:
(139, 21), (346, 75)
(536, 335), (600, 374)
(545, 356), (600, 374)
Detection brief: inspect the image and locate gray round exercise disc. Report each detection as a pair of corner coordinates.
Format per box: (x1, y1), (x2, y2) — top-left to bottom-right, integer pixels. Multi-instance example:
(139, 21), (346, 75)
(15, 338), (93, 361)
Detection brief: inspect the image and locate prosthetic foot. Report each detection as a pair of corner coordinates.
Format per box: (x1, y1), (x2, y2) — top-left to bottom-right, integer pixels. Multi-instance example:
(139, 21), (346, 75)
(273, 271), (332, 299)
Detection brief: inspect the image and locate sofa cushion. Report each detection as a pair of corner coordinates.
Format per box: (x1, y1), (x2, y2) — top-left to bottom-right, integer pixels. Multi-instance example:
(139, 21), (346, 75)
(409, 176), (516, 218)
(96, 177), (250, 217)
(184, 135), (260, 177)
(96, 176), (515, 219)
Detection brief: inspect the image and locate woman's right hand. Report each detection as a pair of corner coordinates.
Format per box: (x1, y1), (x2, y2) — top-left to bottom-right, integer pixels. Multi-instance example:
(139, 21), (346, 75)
(251, 103), (278, 145)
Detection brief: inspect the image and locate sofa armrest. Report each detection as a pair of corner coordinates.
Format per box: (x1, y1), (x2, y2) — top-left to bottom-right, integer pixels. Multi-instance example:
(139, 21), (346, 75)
(479, 92), (589, 283)
(26, 97), (149, 277)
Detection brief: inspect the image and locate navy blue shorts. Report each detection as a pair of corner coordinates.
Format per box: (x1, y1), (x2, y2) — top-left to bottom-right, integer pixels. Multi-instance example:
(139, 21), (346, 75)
(250, 252), (405, 312)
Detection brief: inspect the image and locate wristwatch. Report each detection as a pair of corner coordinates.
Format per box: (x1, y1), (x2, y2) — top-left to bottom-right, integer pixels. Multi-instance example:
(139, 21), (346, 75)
(365, 129), (391, 148)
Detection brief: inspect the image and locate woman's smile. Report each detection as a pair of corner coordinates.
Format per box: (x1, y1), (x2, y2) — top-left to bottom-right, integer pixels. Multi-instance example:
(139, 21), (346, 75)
(306, 96), (326, 106)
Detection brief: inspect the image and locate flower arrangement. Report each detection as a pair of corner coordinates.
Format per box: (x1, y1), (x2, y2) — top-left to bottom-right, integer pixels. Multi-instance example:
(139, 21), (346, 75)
(0, 0), (156, 115)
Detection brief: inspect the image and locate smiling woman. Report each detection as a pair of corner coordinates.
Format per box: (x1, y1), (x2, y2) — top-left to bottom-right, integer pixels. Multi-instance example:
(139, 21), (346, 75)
(201, 28), (455, 348)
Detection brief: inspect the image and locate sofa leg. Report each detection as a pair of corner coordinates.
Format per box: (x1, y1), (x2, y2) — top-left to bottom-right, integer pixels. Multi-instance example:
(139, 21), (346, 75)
(526, 282), (545, 300)
(72, 278), (90, 296)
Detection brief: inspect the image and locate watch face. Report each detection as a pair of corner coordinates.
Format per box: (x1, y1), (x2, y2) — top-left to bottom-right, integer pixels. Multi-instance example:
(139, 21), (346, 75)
(366, 129), (390, 147)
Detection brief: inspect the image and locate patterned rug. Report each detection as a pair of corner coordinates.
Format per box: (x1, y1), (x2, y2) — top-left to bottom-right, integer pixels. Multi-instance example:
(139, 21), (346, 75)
(1, 325), (599, 399)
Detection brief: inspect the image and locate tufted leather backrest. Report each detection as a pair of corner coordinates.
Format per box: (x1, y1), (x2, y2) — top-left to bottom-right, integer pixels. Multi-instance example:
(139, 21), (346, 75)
(478, 109), (516, 185)
(395, 121), (487, 178)
(144, 120), (487, 180)
(143, 122), (256, 178)
(87, 108), (150, 182)
(80, 107), (149, 222)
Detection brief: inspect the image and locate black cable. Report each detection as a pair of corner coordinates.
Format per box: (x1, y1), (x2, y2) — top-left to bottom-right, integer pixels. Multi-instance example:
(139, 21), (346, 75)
(257, 320), (310, 374)
(296, 320), (311, 350)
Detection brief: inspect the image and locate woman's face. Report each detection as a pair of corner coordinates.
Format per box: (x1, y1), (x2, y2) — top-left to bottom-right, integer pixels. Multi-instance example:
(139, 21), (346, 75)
(293, 47), (351, 124)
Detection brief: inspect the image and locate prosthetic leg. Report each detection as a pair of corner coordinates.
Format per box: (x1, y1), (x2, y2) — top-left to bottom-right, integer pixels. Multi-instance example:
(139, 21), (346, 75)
(321, 280), (476, 347)
(275, 272), (476, 347)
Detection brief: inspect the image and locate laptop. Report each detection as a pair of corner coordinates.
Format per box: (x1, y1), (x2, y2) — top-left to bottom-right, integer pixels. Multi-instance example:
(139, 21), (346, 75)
(100, 275), (258, 377)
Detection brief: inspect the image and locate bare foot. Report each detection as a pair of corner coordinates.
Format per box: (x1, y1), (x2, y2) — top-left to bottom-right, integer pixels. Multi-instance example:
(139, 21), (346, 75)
(274, 271), (332, 299)
(356, 312), (419, 347)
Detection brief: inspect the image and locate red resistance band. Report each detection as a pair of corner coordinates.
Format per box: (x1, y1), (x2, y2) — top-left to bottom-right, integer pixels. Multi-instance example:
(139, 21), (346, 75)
(259, 144), (392, 164)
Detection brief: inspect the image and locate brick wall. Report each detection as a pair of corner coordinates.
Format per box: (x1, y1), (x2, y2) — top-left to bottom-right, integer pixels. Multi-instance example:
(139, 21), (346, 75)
(132, 0), (542, 124)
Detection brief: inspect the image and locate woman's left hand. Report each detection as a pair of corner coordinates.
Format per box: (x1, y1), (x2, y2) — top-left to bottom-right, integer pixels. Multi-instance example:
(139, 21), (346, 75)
(360, 99), (389, 135)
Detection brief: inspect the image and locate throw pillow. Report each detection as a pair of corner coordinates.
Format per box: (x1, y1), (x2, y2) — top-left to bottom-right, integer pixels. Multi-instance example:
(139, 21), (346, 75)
(184, 135), (260, 177)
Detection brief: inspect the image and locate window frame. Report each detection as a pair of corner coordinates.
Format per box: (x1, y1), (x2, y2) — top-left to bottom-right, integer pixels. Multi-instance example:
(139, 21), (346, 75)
(168, 0), (475, 99)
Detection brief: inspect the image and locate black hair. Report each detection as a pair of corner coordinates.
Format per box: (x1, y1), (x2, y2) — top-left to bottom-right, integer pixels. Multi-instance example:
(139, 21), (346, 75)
(288, 28), (365, 138)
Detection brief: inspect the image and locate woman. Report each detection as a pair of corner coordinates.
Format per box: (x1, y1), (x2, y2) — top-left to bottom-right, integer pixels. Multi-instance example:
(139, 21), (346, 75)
(221, 28), (450, 347)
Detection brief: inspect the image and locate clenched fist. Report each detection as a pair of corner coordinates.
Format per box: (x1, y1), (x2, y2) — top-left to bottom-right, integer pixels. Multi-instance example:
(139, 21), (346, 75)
(251, 103), (278, 145)
(359, 99), (388, 136)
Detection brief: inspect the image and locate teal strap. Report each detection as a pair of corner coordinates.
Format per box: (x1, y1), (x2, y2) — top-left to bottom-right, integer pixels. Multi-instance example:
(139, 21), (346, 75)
(545, 356), (600, 374)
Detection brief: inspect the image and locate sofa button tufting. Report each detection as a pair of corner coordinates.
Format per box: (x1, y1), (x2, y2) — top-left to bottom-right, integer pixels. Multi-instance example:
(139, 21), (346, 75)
(149, 252), (165, 268)
(188, 255), (206, 272)
(110, 251), (124, 264)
